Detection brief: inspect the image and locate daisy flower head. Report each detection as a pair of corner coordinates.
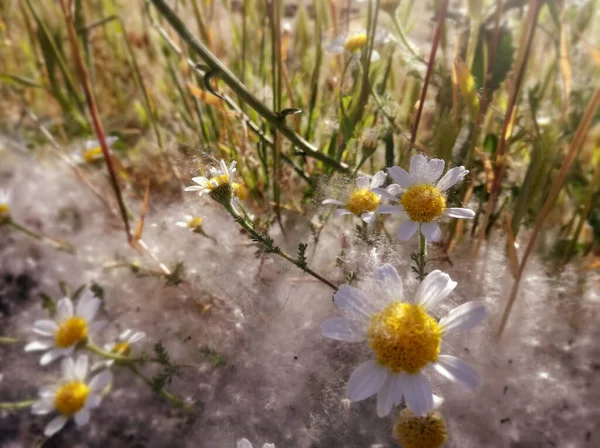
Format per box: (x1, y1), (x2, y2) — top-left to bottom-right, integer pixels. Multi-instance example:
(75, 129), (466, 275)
(0, 189), (11, 218)
(25, 291), (106, 365)
(31, 355), (111, 437)
(176, 215), (205, 233)
(237, 439), (274, 448)
(393, 406), (448, 448)
(93, 329), (145, 370)
(326, 29), (393, 63)
(73, 136), (118, 164)
(322, 172), (399, 224)
(377, 154), (475, 241)
(185, 159), (238, 205)
(321, 264), (487, 417)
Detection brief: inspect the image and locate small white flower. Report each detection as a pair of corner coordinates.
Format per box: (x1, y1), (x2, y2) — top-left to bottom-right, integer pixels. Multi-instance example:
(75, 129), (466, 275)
(0, 189), (11, 217)
(185, 159), (237, 197)
(25, 292), (106, 366)
(322, 171), (399, 224)
(175, 215), (205, 232)
(31, 355), (112, 437)
(92, 329), (145, 370)
(72, 136), (118, 164)
(237, 438), (275, 448)
(375, 154), (475, 241)
(321, 264), (487, 417)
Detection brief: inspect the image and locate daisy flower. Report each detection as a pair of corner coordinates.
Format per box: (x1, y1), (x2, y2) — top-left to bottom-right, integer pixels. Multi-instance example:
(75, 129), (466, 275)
(92, 329), (145, 370)
(72, 136), (118, 164)
(376, 154), (475, 241)
(321, 264), (487, 417)
(31, 355), (112, 437)
(326, 29), (393, 62)
(185, 159), (239, 205)
(322, 172), (400, 224)
(237, 439), (274, 448)
(0, 189), (11, 218)
(25, 292), (106, 366)
(176, 215), (205, 233)
(393, 406), (448, 448)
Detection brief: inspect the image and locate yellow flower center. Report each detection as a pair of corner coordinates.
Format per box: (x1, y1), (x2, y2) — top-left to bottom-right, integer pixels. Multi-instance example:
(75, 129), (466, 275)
(55, 317), (88, 348)
(112, 342), (131, 356)
(346, 189), (381, 216)
(393, 409), (448, 448)
(368, 302), (442, 374)
(400, 184), (446, 223)
(233, 182), (247, 200)
(187, 216), (204, 229)
(83, 147), (103, 163)
(344, 33), (368, 52)
(54, 381), (90, 417)
(0, 203), (9, 216)
(209, 174), (229, 189)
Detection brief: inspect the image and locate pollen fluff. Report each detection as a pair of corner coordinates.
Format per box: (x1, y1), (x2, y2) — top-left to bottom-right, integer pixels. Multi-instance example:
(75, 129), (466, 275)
(393, 409), (448, 448)
(346, 189), (381, 216)
(344, 33), (368, 52)
(54, 317), (88, 348)
(400, 184), (446, 223)
(367, 302), (442, 374)
(54, 381), (90, 417)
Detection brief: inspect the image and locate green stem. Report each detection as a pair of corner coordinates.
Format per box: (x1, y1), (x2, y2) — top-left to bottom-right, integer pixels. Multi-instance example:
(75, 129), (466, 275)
(127, 365), (190, 409)
(225, 204), (338, 291)
(417, 224), (427, 282)
(148, 0), (349, 173)
(7, 219), (75, 253)
(389, 12), (424, 64)
(86, 341), (141, 364)
(0, 337), (19, 344)
(0, 400), (36, 410)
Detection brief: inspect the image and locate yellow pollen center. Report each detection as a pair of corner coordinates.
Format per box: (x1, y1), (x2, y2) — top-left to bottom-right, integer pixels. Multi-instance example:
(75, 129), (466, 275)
(344, 33), (368, 52)
(54, 317), (88, 348)
(209, 174), (229, 189)
(368, 302), (442, 374)
(112, 342), (131, 356)
(54, 381), (90, 417)
(0, 203), (9, 216)
(393, 409), (448, 448)
(346, 189), (381, 216)
(400, 184), (446, 223)
(187, 216), (204, 229)
(83, 147), (103, 163)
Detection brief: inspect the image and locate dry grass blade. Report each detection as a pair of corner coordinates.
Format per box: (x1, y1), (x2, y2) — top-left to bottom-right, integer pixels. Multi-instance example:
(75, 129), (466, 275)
(497, 87), (600, 338)
(504, 209), (519, 278)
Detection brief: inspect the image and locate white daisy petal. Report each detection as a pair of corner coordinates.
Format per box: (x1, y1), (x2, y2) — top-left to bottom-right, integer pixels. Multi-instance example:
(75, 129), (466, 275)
(334, 285), (377, 323)
(322, 199), (345, 206)
(439, 301), (488, 333)
(376, 374), (403, 417)
(356, 176), (370, 189)
(321, 317), (366, 342)
(436, 166), (469, 191)
(85, 394), (102, 409)
(334, 208), (353, 217)
(76, 295), (100, 321)
(31, 399), (54, 415)
(421, 221), (442, 242)
(415, 270), (457, 310)
(44, 415), (68, 437)
(32, 320), (59, 336)
(386, 183), (403, 197)
(373, 264), (402, 302)
(237, 439), (253, 448)
(89, 320), (107, 334)
(175, 222), (188, 227)
(119, 329), (132, 341)
(89, 370), (112, 393)
(40, 349), (64, 366)
(434, 355), (481, 391)
(56, 298), (74, 322)
(263, 444), (275, 448)
(444, 207), (475, 219)
(74, 355), (89, 381)
(425, 158), (445, 183)
(61, 357), (76, 380)
(191, 176), (209, 185)
(401, 372), (434, 416)
(370, 50), (381, 63)
(128, 332), (146, 344)
(25, 340), (53, 352)
(433, 394), (444, 409)
(376, 204), (406, 214)
(370, 188), (400, 202)
(74, 409), (90, 426)
(409, 154), (428, 181)
(184, 186), (204, 192)
(370, 171), (387, 189)
(361, 212), (376, 223)
(398, 220), (419, 240)
(346, 360), (388, 401)
(387, 166), (412, 188)
(219, 159), (228, 176)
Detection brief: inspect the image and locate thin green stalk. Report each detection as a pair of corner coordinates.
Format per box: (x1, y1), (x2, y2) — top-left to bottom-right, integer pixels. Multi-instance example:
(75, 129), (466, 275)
(417, 225), (427, 282)
(148, 0), (349, 173)
(127, 365), (190, 409)
(0, 400), (36, 410)
(0, 337), (19, 344)
(86, 341), (142, 364)
(6, 218), (75, 253)
(389, 12), (424, 63)
(225, 204), (338, 291)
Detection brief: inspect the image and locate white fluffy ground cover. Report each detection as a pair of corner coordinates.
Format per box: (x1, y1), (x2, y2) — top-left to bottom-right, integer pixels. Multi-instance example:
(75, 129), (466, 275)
(1, 140), (599, 447)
